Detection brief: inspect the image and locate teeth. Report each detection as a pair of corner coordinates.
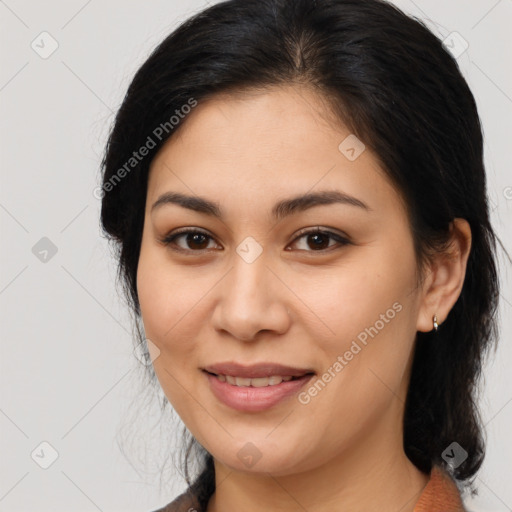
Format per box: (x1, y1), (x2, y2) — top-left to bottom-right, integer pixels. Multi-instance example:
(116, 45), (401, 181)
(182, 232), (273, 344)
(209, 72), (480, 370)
(216, 374), (295, 387)
(235, 376), (252, 386)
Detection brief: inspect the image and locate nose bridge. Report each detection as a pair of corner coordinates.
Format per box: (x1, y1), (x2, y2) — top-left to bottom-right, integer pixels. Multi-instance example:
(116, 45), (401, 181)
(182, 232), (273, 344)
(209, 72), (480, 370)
(212, 242), (289, 339)
(229, 247), (272, 310)
(237, 248), (269, 292)
(229, 234), (271, 299)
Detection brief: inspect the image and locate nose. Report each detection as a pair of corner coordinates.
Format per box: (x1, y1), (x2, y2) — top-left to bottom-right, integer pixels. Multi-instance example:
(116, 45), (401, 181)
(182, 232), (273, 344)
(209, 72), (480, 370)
(211, 251), (292, 342)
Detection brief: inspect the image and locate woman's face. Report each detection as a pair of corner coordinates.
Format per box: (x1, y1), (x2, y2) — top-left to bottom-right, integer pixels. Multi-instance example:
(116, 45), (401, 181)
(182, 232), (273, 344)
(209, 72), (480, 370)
(137, 85), (430, 476)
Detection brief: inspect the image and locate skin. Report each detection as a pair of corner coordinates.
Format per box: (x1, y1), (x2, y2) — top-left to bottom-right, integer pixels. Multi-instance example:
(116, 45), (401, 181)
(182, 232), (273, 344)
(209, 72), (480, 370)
(136, 84), (471, 512)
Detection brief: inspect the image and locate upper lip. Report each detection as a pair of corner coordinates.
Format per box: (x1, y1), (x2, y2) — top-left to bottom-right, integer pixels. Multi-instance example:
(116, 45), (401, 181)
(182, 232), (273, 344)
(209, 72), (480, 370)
(203, 362), (315, 378)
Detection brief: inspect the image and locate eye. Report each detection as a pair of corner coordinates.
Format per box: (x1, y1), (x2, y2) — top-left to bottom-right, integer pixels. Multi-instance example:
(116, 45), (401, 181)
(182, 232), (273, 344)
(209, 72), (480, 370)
(288, 227), (350, 252)
(160, 226), (350, 254)
(160, 229), (221, 252)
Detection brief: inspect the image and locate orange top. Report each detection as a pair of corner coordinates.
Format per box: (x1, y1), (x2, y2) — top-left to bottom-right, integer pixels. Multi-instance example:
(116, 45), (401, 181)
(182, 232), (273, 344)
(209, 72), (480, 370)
(153, 465), (466, 512)
(413, 466), (466, 512)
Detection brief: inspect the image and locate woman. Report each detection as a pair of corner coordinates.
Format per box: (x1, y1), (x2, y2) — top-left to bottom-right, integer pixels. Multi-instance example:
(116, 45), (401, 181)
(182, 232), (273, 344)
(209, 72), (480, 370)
(99, 0), (501, 510)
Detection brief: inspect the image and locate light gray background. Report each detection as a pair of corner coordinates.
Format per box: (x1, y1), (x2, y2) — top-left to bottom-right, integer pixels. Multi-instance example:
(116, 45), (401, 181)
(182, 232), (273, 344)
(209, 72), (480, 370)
(0, 0), (511, 511)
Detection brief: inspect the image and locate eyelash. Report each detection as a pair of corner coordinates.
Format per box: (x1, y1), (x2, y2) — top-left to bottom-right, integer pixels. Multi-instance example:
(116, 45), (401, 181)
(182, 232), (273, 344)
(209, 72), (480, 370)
(160, 227), (350, 254)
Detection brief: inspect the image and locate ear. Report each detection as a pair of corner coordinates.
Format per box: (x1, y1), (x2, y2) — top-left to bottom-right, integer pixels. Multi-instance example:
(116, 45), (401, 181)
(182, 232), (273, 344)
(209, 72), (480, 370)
(416, 218), (472, 333)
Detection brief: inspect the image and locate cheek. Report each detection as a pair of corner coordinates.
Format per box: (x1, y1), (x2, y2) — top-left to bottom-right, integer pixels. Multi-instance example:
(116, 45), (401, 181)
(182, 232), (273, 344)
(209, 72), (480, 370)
(137, 240), (198, 341)
(297, 247), (416, 350)
(136, 253), (202, 423)
(136, 248), (202, 388)
(295, 246), (419, 421)
(292, 303), (416, 472)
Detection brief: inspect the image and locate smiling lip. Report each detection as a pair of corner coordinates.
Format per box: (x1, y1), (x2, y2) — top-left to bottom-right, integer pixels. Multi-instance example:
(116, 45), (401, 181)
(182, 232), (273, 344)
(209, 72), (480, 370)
(202, 362), (314, 378)
(202, 362), (315, 412)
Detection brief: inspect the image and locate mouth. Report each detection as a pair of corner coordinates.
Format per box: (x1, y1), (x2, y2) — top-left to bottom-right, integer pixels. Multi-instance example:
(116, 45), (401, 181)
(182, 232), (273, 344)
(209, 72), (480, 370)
(202, 363), (316, 412)
(203, 370), (313, 387)
(202, 361), (315, 379)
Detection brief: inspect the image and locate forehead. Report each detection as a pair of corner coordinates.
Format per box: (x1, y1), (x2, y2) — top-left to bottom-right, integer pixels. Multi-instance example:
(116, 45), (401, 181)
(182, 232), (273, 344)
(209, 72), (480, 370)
(168, 85), (346, 151)
(146, 85), (405, 220)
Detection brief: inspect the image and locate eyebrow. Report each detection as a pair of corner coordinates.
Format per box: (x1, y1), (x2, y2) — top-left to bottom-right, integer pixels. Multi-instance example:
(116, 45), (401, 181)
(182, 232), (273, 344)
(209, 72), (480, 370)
(151, 190), (371, 220)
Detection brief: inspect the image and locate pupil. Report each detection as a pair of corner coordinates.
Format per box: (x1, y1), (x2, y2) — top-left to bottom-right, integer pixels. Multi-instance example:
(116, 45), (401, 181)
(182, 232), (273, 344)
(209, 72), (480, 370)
(308, 233), (328, 250)
(188, 233), (208, 249)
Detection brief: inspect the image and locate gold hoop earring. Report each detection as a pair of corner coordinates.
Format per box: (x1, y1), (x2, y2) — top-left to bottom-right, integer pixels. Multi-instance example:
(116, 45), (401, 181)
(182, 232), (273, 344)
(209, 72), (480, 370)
(433, 314), (439, 332)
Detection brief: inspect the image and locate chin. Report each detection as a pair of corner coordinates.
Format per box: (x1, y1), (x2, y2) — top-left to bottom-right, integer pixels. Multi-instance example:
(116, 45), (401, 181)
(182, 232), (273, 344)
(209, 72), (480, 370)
(212, 440), (313, 477)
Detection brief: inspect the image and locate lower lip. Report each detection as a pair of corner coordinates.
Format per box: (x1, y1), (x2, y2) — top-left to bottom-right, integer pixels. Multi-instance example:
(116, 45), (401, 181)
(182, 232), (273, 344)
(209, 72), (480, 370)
(204, 371), (314, 412)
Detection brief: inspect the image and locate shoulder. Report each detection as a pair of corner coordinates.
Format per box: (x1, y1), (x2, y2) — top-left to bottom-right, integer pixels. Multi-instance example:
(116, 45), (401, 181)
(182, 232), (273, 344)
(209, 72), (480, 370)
(414, 465), (467, 512)
(150, 488), (203, 512)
